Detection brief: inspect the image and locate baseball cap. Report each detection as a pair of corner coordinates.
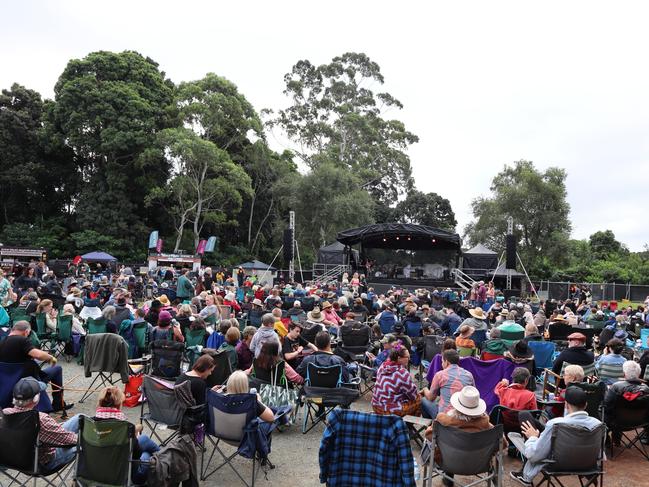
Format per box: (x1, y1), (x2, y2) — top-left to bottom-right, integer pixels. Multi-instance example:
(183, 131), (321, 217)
(13, 377), (46, 401)
(564, 386), (588, 408)
(380, 334), (397, 344)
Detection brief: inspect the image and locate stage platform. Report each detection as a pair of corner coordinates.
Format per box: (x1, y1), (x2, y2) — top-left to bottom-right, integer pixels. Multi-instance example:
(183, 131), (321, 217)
(366, 278), (459, 295)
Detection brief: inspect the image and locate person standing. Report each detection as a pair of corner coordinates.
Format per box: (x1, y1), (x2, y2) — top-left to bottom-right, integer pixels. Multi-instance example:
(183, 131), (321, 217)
(176, 269), (195, 301)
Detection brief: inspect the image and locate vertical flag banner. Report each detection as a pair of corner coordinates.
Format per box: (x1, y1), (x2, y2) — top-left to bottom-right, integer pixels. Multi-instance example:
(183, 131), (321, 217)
(156, 239), (163, 253)
(205, 236), (218, 253)
(148, 231), (159, 249)
(197, 239), (207, 255)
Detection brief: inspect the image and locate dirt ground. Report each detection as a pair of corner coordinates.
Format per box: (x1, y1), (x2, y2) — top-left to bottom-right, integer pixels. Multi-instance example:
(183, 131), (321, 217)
(50, 359), (649, 487)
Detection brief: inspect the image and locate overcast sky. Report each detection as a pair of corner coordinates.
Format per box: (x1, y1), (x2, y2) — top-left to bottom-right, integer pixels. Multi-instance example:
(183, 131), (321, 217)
(3, 1), (648, 250)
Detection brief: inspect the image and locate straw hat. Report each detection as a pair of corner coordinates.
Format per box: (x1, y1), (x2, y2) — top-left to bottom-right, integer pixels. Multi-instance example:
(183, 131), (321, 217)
(251, 298), (263, 307)
(469, 307), (486, 320)
(552, 315), (568, 323)
(450, 386), (486, 416)
(322, 301), (332, 310)
(459, 325), (475, 338)
(307, 307), (324, 322)
(157, 295), (171, 306)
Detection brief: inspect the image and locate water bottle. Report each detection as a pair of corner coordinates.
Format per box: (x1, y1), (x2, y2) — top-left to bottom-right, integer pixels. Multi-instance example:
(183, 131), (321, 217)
(413, 458), (420, 481)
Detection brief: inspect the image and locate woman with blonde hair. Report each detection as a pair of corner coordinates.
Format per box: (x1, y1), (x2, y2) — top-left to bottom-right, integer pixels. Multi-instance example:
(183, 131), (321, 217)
(222, 371), (275, 423)
(62, 303), (86, 336)
(36, 299), (57, 332)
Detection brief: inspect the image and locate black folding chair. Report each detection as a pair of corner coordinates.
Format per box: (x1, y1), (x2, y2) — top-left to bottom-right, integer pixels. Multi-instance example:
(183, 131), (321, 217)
(419, 335), (445, 386)
(73, 416), (137, 487)
(423, 422), (504, 487)
(0, 410), (75, 487)
(301, 363), (359, 434)
(608, 394), (649, 460)
(535, 423), (605, 487)
(150, 339), (184, 380)
(140, 375), (188, 446)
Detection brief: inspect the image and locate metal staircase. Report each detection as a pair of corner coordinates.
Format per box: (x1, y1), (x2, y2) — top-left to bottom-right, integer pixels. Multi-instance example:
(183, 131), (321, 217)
(311, 264), (351, 283)
(451, 268), (476, 292)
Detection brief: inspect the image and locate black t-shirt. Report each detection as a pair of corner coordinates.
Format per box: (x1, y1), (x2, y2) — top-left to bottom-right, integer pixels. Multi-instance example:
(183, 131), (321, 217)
(175, 373), (208, 405)
(0, 335), (34, 363)
(282, 335), (309, 367)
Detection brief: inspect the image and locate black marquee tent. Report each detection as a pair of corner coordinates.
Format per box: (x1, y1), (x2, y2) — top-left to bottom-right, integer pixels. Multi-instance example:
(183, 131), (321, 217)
(336, 223), (461, 251)
(317, 242), (359, 265)
(462, 243), (499, 270)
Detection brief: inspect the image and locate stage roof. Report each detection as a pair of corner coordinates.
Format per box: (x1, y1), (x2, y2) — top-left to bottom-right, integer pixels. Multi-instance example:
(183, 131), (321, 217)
(337, 223), (461, 251)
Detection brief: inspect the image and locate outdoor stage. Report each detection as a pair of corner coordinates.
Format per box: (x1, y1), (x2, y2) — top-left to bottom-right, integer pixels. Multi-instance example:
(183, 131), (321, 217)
(336, 223), (463, 294)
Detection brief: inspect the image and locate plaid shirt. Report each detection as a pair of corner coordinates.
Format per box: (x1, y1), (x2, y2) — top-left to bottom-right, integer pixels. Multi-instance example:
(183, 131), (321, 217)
(2, 406), (77, 465)
(94, 407), (126, 420)
(319, 409), (415, 487)
(430, 364), (475, 414)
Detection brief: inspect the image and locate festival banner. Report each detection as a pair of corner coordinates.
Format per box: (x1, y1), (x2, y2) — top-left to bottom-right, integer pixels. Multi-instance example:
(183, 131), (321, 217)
(196, 239), (207, 255)
(155, 238), (163, 253)
(148, 231), (159, 249)
(205, 236), (218, 253)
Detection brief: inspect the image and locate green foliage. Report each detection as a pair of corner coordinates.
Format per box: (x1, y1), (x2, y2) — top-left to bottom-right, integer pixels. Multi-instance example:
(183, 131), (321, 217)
(465, 160), (571, 275)
(394, 190), (456, 230)
(157, 127), (253, 250)
(276, 162), (375, 257)
(47, 50), (175, 253)
(268, 52), (418, 204)
(588, 230), (625, 259)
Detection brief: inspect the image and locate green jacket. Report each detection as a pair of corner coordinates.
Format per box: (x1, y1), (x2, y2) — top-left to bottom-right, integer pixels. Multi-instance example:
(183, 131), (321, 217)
(176, 275), (195, 299)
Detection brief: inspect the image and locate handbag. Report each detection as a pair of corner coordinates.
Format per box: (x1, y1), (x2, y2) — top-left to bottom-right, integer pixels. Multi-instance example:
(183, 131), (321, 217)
(123, 373), (144, 407)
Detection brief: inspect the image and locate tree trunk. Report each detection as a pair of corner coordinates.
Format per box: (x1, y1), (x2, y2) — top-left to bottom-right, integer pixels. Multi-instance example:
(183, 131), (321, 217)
(248, 189), (257, 245)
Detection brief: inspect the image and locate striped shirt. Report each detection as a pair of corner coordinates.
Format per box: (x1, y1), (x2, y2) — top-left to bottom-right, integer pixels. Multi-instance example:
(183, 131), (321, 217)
(430, 364), (475, 414)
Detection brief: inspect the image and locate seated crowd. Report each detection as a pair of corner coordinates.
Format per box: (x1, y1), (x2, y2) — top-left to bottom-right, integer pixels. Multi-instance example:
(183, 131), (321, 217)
(1, 262), (649, 485)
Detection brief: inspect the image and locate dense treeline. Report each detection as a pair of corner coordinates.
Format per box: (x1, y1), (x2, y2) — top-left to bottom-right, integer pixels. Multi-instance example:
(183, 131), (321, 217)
(0, 50), (454, 267)
(2, 50), (646, 283)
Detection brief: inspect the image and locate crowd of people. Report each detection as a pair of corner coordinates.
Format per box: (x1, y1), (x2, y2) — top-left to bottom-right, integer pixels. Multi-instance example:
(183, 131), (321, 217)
(1, 259), (649, 485)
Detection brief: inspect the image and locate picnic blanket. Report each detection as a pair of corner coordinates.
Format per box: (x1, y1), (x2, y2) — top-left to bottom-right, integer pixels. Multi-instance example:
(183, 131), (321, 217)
(426, 355), (517, 412)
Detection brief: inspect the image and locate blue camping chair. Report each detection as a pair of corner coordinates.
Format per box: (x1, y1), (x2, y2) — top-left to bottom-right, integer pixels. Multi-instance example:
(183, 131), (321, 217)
(0, 362), (53, 412)
(527, 341), (556, 378)
(405, 320), (422, 339)
(378, 313), (397, 335)
(202, 390), (273, 486)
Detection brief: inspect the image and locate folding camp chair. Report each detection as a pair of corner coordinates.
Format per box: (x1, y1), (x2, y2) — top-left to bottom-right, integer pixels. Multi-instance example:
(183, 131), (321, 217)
(52, 314), (73, 362)
(0, 362), (53, 412)
(85, 317), (107, 335)
(543, 362), (597, 398)
(573, 381), (607, 420)
(527, 340), (556, 378)
(203, 349), (233, 388)
(73, 416), (137, 487)
(518, 423), (605, 487)
(0, 409), (75, 487)
(201, 390), (268, 486)
(301, 363), (360, 434)
(596, 361), (625, 385)
(150, 339), (184, 380)
(423, 423), (504, 487)
(458, 346), (477, 357)
(35, 312), (56, 352)
(140, 375), (188, 446)
(184, 328), (206, 367)
(608, 393), (649, 460)
(489, 405), (542, 457)
(79, 333), (130, 403)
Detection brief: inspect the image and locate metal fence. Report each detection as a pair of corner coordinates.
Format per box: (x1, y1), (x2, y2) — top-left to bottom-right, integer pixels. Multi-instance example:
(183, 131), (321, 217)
(534, 281), (649, 303)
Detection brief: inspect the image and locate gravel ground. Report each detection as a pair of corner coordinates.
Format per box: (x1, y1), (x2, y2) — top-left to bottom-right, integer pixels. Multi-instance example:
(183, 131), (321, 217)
(45, 359), (648, 486)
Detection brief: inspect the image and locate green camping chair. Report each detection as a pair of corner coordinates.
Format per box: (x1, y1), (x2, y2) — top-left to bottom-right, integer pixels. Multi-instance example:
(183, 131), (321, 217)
(73, 416), (137, 487)
(86, 317), (107, 335)
(132, 321), (149, 356)
(54, 314), (74, 362)
(34, 312), (56, 352)
(184, 328), (206, 367)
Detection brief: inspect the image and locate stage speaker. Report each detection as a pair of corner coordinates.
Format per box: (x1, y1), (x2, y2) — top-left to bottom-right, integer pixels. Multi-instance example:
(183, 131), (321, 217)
(505, 234), (517, 269)
(503, 289), (520, 301)
(283, 229), (294, 263)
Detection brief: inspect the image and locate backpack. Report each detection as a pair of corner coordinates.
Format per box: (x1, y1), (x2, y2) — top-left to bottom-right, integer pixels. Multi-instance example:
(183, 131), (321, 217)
(150, 339), (184, 379)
